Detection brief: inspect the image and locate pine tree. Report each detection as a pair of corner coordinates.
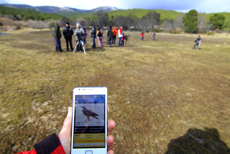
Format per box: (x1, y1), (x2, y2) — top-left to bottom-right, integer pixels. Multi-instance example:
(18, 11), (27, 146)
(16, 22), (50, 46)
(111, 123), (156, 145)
(183, 10), (198, 33)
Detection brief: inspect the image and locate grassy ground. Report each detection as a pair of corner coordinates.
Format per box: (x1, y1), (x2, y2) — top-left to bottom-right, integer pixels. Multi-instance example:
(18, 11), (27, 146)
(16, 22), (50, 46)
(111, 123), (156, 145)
(0, 29), (230, 153)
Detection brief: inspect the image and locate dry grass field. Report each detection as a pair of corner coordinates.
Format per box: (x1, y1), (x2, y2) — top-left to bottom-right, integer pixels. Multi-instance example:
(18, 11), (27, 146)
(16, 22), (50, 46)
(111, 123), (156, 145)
(0, 28), (230, 154)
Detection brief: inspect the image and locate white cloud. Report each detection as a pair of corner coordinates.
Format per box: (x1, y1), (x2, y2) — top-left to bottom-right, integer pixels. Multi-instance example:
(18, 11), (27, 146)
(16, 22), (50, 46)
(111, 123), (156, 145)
(176, 9), (190, 13)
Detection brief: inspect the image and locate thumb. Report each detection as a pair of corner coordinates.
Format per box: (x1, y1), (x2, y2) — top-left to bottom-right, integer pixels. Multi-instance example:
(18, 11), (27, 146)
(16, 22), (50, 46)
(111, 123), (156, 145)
(66, 107), (72, 118)
(59, 107), (72, 154)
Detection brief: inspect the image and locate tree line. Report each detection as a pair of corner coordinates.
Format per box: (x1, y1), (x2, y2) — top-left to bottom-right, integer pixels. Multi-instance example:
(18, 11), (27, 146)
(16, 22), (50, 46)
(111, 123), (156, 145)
(0, 6), (62, 21)
(0, 5), (229, 33)
(78, 10), (227, 33)
(182, 9), (226, 33)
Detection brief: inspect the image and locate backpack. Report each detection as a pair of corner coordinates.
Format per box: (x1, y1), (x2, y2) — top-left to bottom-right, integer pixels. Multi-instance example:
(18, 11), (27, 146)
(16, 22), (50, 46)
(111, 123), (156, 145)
(98, 30), (102, 37)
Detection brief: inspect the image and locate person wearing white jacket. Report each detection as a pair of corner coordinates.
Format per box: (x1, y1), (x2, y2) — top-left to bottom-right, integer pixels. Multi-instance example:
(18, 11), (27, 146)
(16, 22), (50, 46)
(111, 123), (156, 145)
(118, 26), (123, 47)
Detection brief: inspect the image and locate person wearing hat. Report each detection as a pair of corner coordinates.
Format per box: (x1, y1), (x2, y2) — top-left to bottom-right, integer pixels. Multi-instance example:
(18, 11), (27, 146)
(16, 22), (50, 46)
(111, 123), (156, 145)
(63, 22), (73, 51)
(53, 21), (63, 52)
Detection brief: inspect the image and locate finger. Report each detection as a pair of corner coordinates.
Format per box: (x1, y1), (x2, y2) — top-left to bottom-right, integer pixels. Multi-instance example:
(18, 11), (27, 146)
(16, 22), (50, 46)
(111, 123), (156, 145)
(63, 107), (72, 126)
(107, 135), (114, 150)
(107, 150), (114, 154)
(60, 107), (72, 134)
(108, 120), (115, 134)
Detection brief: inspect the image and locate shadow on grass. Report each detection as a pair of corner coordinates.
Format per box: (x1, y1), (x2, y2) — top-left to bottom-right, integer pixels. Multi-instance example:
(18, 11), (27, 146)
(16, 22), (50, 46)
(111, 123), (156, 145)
(165, 128), (230, 154)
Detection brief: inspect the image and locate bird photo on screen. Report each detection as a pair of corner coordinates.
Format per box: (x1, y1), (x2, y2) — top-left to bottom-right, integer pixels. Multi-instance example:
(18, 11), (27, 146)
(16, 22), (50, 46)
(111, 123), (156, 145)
(81, 106), (99, 122)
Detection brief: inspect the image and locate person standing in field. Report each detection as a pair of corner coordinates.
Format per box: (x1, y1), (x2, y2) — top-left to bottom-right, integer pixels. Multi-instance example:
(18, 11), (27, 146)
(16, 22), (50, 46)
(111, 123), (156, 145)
(192, 35), (202, 50)
(83, 27), (87, 47)
(112, 26), (118, 44)
(53, 21), (63, 52)
(74, 23), (84, 51)
(101, 27), (104, 46)
(63, 22), (73, 51)
(141, 32), (145, 40)
(97, 27), (103, 47)
(118, 26), (123, 47)
(107, 26), (113, 47)
(90, 26), (96, 48)
(153, 31), (156, 40)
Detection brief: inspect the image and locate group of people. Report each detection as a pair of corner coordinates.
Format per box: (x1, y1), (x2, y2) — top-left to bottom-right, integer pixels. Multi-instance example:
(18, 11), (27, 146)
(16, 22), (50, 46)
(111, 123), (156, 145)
(53, 21), (201, 52)
(89, 25), (126, 49)
(52, 21), (127, 52)
(52, 21), (86, 52)
(89, 25), (127, 48)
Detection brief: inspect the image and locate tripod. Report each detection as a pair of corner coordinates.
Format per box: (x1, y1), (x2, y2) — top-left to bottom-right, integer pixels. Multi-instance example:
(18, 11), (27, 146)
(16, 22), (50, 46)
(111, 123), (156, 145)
(73, 33), (86, 55)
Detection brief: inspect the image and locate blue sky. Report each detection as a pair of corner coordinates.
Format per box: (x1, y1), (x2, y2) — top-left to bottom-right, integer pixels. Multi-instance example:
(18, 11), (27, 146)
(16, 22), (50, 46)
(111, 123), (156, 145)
(0, 0), (230, 13)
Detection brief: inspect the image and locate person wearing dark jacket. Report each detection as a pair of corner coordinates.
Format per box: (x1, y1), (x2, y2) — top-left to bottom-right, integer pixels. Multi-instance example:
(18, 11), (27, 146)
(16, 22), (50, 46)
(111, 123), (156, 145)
(90, 26), (96, 48)
(107, 26), (113, 47)
(63, 22), (73, 51)
(53, 21), (63, 52)
(153, 31), (156, 40)
(193, 35), (202, 50)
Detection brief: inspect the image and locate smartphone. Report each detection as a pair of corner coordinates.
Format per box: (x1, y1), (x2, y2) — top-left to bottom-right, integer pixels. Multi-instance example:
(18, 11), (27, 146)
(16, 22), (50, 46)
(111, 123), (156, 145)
(71, 87), (108, 154)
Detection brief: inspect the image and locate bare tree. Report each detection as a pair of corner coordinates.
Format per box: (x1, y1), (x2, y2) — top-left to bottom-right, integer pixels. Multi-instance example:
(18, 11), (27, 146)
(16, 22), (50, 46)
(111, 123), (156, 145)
(27, 19), (37, 29)
(92, 11), (109, 27)
(60, 16), (75, 27)
(173, 13), (184, 30)
(140, 11), (160, 31)
(162, 19), (174, 32)
(114, 15), (139, 30)
(80, 20), (87, 27)
(198, 13), (208, 33)
(15, 15), (22, 20)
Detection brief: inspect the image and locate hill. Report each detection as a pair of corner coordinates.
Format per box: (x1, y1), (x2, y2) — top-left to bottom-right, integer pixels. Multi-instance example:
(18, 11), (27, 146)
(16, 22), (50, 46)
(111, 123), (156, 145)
(57, 9), (182, 21)
(0, 6), (62, 20)
(58, 9), (230, 30)
(0, 4), (119, 14)
(1, 4), (230, 30)
(108, 9), (182, 20)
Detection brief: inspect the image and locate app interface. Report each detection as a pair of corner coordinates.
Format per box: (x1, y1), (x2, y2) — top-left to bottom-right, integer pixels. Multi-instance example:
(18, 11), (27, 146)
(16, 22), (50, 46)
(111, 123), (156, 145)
(73, 95), (105, 148)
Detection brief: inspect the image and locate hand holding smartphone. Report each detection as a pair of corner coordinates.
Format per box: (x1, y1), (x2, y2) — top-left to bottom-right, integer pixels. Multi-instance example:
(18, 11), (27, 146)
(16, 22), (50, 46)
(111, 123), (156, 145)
(71, 87), (108, 154)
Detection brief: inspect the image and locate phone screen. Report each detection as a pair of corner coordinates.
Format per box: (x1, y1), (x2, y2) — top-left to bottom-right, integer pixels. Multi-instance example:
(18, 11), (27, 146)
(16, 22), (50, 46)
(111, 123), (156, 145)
(73, 94), (105, 148)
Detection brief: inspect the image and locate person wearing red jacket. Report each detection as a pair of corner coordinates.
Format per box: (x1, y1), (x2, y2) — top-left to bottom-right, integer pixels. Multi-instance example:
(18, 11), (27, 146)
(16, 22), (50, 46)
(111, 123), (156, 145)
(17, 107), (115, 154)
(141, 32), (145, 40)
